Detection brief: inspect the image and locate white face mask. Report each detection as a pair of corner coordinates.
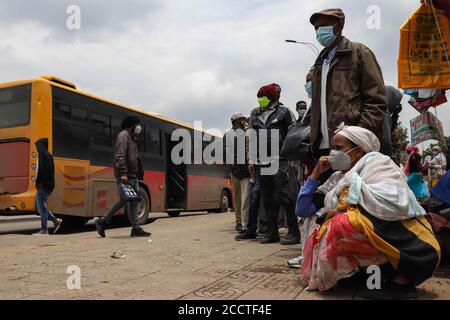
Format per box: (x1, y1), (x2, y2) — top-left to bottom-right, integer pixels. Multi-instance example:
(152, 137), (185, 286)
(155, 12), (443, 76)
(134, 125), (142, 136)
(328, 147), (358, 171)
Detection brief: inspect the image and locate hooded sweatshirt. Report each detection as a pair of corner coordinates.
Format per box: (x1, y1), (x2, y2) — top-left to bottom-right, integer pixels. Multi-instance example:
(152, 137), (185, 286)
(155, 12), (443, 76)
(35, 138), (55, 193)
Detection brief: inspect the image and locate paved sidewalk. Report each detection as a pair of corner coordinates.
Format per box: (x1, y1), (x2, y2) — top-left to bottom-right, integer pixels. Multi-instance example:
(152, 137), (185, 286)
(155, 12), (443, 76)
(0, 212), (449, 300)
(0, 215), (39, 224)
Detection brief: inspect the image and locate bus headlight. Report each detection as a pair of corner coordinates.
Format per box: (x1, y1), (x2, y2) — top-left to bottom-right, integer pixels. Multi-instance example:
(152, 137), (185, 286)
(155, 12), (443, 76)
(31, 176), (36, 182)
(31, 163), (36, 170)
(31, 152), (37, 159)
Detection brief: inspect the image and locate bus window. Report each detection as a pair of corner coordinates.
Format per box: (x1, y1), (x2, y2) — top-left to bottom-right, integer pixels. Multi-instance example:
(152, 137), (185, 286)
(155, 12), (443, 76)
(0, 84), (31, 129)
(145, 127), (161, 155)
(71, 107), (88, 122)
(111, 117), (122, 145)
(54, 103), (71, 120)
(91, 113), (111, 147)
(53, 103), (90, 160)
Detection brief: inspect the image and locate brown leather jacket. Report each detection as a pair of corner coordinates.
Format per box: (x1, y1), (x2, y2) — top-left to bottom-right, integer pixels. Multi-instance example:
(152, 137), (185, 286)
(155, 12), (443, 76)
(114, 129), (143, 179)
(310, 36), (387, 155)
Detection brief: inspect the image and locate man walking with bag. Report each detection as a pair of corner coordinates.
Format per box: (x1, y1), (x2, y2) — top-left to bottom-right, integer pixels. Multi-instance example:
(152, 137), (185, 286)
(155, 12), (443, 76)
(95, 116), (151, 238)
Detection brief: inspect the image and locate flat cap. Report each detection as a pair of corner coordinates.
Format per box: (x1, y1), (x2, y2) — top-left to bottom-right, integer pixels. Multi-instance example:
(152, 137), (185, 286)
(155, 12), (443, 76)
(231, 112), (246, 122)
(310, 8), (345, 25)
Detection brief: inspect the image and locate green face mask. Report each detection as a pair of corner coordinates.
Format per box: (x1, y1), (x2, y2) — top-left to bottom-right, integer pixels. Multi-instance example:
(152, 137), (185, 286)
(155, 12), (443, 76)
(258, 96), (271, 109)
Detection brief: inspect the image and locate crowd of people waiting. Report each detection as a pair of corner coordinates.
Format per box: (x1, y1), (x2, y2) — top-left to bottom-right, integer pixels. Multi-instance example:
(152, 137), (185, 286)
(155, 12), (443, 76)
(223, 7), (448, 300)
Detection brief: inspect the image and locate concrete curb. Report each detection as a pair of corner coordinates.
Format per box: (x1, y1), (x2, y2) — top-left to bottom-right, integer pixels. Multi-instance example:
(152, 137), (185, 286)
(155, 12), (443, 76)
(0, 216), (40, 224)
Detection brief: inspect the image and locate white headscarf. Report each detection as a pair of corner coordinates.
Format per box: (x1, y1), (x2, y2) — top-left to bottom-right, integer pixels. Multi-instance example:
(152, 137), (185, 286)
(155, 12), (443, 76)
(319, 152), (426, 221)
(334, 124), (380, 153)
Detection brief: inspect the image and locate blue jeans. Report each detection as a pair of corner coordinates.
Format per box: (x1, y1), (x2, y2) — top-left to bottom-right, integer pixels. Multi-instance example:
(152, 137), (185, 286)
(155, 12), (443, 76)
(35, 188), (57, 230)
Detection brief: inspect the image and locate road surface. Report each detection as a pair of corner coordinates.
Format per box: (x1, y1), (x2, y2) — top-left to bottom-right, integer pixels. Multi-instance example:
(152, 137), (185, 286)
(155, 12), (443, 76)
(0, 212), (449, 300)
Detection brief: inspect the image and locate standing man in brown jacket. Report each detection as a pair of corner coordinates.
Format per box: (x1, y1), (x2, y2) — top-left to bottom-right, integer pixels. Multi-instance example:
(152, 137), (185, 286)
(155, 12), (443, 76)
(309, 8), (387, 165)
(95, 115), (151, 238)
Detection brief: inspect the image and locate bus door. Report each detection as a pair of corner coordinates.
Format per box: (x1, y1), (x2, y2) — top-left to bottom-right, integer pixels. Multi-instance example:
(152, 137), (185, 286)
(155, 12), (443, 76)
(165, 133), (187, 211)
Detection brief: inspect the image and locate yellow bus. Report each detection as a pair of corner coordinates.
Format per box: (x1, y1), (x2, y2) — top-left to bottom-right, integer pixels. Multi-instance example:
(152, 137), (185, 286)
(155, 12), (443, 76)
(0, 76), (232, 226)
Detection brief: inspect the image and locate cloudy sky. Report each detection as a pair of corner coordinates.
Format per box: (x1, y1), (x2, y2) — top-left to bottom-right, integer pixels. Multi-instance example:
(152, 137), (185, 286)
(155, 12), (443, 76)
(0, 0), (449, 148)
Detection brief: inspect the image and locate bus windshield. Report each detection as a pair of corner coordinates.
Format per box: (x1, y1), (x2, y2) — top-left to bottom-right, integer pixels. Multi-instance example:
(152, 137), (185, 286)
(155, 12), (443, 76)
(0, 84), (31, 129)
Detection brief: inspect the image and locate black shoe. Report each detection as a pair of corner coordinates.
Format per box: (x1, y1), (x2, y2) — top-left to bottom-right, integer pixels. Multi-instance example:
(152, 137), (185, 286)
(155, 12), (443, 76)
(235, 232), (257, 241)
(130, 228), (151, 238)
(361, 281), (417, 300)
(259, 236), (280, 244)
(238, 228), (247, 234)
(280, 234), (301, 245)
(235, 223), (243, 233)
(95, 219), (106, 238)
(337, 271), (367, 290)
(257, 228), (267, 235)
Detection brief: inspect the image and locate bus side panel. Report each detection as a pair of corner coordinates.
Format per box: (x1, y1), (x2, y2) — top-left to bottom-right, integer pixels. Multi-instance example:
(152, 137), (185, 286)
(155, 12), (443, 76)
(186, 175), (230, 211)
(142, 170), (165, 212)
(186, 164), (230, 211)
(89, 166), (118, 217)
(48, 158), (90, 217)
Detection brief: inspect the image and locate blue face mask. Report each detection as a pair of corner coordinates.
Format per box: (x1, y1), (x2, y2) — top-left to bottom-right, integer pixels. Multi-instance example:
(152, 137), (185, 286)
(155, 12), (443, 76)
(316, 25), (337, 47)
(297, 109), (306, 119)
(304, 81), (312, 98)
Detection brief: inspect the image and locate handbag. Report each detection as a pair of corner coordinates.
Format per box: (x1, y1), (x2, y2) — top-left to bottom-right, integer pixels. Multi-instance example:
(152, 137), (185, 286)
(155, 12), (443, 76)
(118, 182), (141, 202)
(280, 120), (311, 161)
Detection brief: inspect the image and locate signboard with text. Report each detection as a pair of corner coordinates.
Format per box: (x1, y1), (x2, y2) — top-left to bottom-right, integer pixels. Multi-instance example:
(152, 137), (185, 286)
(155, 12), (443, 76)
(410, 111), (445, 145)
(398, 3), (450, 89)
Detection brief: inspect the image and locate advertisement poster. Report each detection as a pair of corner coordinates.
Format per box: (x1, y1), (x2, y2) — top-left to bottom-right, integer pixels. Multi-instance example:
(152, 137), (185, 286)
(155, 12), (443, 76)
(410, 111), (445, 145)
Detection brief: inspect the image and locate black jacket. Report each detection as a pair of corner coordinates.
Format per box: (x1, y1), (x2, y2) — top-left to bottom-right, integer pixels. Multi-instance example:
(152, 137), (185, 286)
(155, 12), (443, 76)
(35, 138), (55, 193)
(223, 129), (250, 180)
(248, 102), (295, 163)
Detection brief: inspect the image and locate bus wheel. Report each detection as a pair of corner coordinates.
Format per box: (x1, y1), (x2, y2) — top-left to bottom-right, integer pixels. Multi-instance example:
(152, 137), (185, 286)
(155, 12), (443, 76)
(135, 188), (150, 225)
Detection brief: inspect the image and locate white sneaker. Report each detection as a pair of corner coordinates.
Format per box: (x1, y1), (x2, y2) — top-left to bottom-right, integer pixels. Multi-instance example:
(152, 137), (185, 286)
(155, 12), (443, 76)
(53, 219), (63, 234)
(287, 255), (303, 269)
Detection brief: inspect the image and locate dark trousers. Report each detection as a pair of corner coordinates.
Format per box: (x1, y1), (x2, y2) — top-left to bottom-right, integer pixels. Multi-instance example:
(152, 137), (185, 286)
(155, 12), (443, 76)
(100, 177), (140, 229)
(247, 174), (261, 234)
(259, 161), (300, 239)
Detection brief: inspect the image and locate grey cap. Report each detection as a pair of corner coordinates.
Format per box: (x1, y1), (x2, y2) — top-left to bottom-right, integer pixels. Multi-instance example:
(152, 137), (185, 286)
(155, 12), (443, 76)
(231, 112), (246, 122)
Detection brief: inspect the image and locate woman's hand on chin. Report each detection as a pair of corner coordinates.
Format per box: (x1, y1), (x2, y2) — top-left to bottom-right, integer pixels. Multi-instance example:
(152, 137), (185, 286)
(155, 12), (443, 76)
(311, 156), (331, 181)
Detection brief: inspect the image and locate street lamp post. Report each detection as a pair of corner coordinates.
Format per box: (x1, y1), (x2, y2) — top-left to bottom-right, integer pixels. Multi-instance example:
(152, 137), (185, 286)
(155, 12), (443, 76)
(285, 39), (320, 57)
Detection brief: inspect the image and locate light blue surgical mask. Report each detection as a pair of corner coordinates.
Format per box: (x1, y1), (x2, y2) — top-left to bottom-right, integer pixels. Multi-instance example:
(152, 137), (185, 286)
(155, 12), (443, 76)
(304, 81), (312, 98)
(316, 25), (337, 47)
(297, 109), (306, 119)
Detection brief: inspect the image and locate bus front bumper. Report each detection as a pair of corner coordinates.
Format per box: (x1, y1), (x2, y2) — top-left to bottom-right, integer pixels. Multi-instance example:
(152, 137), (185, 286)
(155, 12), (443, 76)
(0, 191), (36, 214)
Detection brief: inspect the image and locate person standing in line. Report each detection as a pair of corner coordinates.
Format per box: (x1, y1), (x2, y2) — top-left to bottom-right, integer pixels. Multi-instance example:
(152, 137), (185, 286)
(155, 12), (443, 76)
(429, 146), (447, 187)
(248, 83), (301, 245)
(308, 8), (387, 178)
(296, 101), (308, 122)
(405, 144), (428, 203)
(33, 138), (63, 236)
(224, 113), (251, 233)
(95, 116), (151, 238)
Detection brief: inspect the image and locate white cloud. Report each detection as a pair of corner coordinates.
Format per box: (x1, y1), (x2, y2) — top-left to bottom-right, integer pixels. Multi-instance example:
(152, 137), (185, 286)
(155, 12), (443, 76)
(0, 0), (449, 142)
